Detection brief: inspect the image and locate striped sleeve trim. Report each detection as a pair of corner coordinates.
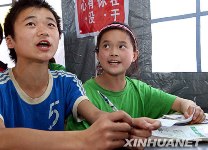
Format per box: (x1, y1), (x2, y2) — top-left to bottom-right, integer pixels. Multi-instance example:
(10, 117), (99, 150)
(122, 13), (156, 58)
(51, 70), (86, 95)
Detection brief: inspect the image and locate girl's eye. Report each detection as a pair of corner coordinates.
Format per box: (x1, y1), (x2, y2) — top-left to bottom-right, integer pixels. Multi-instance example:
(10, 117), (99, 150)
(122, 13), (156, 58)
(103, 44), (110, 49)
(119, 45), (126, 49)
(48, 23), (56, 27)
(26, 22), (35, 26)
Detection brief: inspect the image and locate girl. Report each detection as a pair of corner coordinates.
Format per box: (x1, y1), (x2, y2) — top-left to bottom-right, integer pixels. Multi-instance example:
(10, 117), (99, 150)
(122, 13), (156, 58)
(67, 22), (205, 131)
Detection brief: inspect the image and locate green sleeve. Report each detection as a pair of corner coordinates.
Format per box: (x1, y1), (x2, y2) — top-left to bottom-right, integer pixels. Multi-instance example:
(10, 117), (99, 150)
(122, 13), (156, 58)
(65, 114), (90, 131)
(139, 80), (177, 118)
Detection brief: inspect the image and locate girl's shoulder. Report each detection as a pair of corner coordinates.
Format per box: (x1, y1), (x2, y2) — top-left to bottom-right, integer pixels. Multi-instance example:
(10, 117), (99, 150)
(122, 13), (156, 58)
(125, 76), (154, 93)
(126, 76), (148, 86)
(84, 77), (95, 84)
(83, 77), (97, 89)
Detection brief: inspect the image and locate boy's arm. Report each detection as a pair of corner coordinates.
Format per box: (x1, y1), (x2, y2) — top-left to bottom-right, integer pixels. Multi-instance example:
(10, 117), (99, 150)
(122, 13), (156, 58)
(171, 97), (205, 124)
(77, 99), (108, 124)
(0, 112), (132, 150)
(77, 99), (162, 142)
(0, 119), (5, 128)
(0, 125), (83, 150)
(77, 99), (131, 125)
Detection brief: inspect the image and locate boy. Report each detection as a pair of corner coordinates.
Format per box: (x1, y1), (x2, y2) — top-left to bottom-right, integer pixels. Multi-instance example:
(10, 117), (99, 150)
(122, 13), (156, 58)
(1, 0), (131, 149)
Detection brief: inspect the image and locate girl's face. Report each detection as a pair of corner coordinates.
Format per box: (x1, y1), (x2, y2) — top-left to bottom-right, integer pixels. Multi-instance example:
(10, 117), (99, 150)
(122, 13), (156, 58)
(97, 29), (138, 76)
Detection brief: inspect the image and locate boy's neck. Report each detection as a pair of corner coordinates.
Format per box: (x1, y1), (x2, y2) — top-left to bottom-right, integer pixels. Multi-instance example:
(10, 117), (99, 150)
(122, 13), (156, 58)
(95, 73), (126, 92)
(12, 64), (49, 99)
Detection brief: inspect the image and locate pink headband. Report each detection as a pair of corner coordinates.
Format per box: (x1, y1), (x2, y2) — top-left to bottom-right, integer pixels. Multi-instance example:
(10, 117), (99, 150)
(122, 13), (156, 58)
(99, 23), (137, 44)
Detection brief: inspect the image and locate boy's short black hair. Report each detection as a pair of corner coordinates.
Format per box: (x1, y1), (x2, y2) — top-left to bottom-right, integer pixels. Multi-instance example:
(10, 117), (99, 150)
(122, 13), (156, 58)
(4, 0), (61, 63)
(0, 24), (3, 44)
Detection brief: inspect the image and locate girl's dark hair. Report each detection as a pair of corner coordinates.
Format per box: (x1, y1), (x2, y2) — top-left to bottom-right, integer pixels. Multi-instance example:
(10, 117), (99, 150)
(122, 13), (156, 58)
(95, 22), (139, 76)
(4, 0), (61, 63)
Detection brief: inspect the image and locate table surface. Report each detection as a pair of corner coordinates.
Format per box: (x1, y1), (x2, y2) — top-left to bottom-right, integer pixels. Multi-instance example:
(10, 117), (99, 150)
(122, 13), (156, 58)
(145, 142), (208, 150)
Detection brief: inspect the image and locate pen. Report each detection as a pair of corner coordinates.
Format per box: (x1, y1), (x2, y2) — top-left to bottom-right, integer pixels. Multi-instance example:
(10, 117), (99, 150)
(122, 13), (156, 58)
(97, 91), (118, 112)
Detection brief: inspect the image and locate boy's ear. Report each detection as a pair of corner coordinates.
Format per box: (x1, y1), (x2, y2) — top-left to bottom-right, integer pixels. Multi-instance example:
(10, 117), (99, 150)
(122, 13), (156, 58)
(6, 35), (15, 49)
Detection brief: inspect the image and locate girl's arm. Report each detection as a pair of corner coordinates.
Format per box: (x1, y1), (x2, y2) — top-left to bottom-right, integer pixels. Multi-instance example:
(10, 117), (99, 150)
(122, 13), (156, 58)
(171, 97), (205, 124)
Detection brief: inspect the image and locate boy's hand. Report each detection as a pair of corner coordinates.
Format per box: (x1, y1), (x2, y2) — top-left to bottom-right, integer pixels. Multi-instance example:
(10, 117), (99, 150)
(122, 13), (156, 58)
(122, 118), (161, 150)
(83, 111), (132, 150)
(130, 117), (161, 139)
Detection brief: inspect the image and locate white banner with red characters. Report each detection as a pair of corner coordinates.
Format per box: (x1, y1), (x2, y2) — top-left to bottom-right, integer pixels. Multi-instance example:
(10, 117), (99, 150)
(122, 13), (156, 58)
(75, 0), (129, 38)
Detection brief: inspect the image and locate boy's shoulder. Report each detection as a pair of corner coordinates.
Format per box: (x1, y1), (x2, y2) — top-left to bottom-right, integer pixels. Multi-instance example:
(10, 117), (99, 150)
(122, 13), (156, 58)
(50, 70), (82, 83)
(50, 70), (74, 77)
(0, 69), (11, 85)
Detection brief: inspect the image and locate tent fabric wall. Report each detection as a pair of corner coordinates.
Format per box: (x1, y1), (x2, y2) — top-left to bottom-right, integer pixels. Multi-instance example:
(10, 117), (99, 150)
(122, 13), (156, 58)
(62, 0), (208, 113)
(141, 73), (208, 112)
(62, 0), (96, 82)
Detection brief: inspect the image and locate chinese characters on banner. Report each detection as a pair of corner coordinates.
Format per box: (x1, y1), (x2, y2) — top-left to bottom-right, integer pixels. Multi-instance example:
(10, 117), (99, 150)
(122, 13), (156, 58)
(75, 0), (129, 38)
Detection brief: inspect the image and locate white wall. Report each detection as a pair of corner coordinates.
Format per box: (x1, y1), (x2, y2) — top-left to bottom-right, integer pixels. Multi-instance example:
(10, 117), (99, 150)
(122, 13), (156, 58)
(0, 1), (65, 67)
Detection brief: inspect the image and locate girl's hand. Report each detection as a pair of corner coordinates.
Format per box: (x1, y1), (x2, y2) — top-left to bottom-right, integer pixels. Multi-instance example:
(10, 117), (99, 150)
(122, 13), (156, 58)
(184, 105), (205, 124)
(172, 97), (205, 124)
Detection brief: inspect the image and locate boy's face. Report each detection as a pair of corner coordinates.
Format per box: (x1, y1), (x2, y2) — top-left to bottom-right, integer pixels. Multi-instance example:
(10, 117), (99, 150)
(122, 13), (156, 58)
(7, 7), (59, 63)
(97, 29), (138, 76)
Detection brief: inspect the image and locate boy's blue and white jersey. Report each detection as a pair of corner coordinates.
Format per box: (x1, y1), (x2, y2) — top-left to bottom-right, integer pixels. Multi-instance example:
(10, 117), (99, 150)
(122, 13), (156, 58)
(0, 69), (87, 131)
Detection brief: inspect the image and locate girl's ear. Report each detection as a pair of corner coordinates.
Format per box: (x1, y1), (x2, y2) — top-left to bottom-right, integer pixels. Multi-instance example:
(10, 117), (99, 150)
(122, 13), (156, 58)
(132, 50), (139, 62)
(96, 52), (100, 62)
(6, 35), (15, 49)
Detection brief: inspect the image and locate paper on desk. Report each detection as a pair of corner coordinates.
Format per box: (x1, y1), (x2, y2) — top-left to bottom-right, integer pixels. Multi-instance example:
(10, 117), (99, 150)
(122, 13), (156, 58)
(157, 110), (195, 127)
(152, 124), (208, 141)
